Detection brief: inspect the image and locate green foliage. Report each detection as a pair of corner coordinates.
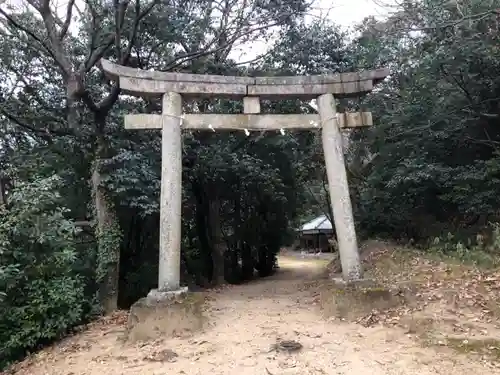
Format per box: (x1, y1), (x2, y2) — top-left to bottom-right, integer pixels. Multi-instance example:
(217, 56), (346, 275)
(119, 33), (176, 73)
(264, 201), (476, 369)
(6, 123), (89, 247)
(427, 223), (500, 268)
(96, 219), (122, 282)
(347, 0), (500, 245)
(0, 175), (86, 368)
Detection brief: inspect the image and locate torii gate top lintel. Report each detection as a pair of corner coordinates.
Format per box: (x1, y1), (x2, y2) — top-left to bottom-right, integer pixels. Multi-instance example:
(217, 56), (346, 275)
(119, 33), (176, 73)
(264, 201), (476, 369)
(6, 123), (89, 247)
(101, 59), (389, 100)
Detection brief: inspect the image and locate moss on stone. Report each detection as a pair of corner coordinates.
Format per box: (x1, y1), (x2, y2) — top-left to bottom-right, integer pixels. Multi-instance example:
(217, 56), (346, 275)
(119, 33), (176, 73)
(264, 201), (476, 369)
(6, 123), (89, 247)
(125, 291), (207, 342)
(320, 279), (405, 321)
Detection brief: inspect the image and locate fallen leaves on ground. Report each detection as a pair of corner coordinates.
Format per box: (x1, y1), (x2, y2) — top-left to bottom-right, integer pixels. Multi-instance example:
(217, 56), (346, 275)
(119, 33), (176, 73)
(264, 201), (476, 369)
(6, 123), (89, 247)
(337, 242), (500, 361)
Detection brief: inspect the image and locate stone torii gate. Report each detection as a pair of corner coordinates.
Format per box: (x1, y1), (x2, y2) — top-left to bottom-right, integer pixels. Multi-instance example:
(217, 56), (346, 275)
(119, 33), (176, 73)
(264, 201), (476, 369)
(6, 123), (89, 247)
(101, 59), (388, 299)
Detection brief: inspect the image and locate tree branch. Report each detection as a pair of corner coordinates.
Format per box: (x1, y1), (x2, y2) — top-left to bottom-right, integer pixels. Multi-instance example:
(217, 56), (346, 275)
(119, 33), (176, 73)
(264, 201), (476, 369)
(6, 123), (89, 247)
(164, 21), (282, 71)
(0, 8), (62, 71)
(59, 0), (76, 40)
(28, 0), (73, 77)
(0, 107), (73, 139)
(94, 0), (160, 112)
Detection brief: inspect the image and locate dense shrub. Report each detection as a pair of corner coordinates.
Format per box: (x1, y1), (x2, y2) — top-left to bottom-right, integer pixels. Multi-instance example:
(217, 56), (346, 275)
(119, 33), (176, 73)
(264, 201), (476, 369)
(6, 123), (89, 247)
(0, 176), (86, 368)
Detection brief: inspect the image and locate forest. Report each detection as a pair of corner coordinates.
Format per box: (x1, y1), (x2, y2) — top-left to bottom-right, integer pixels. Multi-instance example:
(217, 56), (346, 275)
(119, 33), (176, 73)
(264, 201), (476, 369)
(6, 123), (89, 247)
(1, 0), (500, 369)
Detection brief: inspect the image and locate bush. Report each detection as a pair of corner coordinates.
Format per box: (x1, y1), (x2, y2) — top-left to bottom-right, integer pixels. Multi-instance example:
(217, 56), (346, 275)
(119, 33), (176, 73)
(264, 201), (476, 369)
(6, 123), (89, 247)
(0, 175), (86, 369)
(428, 223), (500, 268)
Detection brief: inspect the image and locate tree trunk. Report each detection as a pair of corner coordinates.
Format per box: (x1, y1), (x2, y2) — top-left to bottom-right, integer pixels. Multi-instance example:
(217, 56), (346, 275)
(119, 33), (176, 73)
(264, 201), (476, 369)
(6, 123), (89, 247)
(192, 179), (213, 287)
(0, 176), (6, 207)
(241, 241), (254, 281)
(92, 122), (121, 314)
(240, 201), (254, 281)
(209, 198), (225, 285)
(322, 170), (335, 235)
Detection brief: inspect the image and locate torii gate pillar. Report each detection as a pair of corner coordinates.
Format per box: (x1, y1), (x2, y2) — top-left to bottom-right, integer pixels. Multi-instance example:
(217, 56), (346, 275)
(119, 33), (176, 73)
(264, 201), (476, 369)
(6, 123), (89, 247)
(158, 92), (183, 291)
(318, 93), (361, 280)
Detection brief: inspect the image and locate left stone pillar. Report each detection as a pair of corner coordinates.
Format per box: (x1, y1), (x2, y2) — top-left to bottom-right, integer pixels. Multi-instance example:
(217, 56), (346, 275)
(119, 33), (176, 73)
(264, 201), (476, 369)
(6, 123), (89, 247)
(126, 92), (204, 342)
(157, 92), (182, 292)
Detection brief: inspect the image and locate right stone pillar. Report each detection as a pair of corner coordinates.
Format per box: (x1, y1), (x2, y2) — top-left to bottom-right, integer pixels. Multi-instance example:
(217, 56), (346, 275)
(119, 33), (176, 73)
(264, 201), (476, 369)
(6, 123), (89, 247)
(317, 93), (363, 281)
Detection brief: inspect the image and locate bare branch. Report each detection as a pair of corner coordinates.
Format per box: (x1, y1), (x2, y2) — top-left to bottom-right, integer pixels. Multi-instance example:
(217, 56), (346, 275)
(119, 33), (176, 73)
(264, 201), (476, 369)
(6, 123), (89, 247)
(234, 51), (272, 66)
(122, 0), (159, 64)
(95, 0), (160, 112)
(25, 0), (73, 77)
(59, 0), (76, 40)
(113, 0), (129, 60)
(164, 20), (282, 71)
(84, 0), (159, 74)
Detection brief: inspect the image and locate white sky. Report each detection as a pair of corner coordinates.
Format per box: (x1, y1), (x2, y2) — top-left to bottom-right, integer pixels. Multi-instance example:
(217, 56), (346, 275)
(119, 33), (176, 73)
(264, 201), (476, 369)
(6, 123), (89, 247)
(231, 0), (394, 62)
(313, 0), (391, 28)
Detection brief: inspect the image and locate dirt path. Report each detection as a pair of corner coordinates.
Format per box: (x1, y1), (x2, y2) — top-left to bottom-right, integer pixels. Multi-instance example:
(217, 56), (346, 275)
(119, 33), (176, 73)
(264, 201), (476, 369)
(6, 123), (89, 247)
(10, 254), (498, 375)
